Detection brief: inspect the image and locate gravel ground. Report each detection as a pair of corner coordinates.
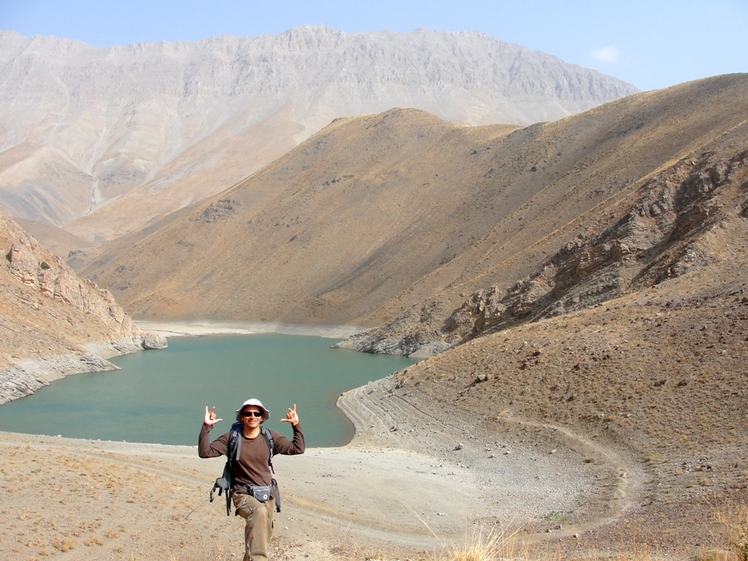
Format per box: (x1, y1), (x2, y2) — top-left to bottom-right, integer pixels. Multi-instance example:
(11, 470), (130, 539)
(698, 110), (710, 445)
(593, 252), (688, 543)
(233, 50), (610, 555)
(339, 376), (643, 539)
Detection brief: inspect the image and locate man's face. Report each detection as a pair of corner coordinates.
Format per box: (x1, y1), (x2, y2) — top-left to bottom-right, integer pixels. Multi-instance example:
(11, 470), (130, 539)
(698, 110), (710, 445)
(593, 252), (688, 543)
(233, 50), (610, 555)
(241, 407), (263, 427)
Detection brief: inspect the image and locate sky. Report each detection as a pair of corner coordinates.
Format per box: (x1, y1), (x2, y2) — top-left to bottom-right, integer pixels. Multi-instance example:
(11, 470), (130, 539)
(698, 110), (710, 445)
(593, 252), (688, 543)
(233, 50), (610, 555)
(1, 0), (746, 92)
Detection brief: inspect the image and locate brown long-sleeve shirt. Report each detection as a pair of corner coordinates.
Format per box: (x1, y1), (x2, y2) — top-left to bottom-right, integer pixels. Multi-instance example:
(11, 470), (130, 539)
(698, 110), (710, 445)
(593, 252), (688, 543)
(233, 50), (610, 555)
(198, 423), (305, 490)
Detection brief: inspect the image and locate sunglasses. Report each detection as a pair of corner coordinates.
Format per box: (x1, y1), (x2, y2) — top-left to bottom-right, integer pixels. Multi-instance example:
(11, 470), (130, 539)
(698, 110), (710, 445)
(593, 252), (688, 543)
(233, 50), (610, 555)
(242, 410), (263, 418)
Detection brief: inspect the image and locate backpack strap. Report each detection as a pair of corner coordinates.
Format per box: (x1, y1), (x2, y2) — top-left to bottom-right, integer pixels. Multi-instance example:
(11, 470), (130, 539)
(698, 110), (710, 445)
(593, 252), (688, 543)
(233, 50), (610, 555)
(260, 426), (275, 473)
(219, 423), (243, 516)
(228, 422), (243, 464)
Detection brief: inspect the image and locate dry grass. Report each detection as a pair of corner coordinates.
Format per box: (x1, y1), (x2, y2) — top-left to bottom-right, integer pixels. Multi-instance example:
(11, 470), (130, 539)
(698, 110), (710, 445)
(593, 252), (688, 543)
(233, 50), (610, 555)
(165, 543), (234, 561)
(434, 525), (523, 561)
(83, 535), (104, 547)
(51, 535), (76, 552)
(701, 503), (748, 561)
(428, 507), (748, 561)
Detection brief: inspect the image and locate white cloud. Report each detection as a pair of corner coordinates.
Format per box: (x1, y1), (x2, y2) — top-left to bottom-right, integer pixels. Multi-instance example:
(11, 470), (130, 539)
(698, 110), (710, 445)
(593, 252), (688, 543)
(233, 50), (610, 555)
(591, 46), (621, 63)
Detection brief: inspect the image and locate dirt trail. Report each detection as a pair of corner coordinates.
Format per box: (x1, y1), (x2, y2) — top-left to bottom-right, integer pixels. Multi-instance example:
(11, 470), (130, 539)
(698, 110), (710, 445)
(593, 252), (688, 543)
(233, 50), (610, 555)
(338, 375), (649, 541)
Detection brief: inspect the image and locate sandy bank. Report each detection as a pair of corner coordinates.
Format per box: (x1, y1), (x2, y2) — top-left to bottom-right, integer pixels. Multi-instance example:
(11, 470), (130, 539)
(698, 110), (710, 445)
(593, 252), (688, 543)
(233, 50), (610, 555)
(135, 320), (362, 339)
(337, 376), (643, 536)
(0, 432), (484, 560)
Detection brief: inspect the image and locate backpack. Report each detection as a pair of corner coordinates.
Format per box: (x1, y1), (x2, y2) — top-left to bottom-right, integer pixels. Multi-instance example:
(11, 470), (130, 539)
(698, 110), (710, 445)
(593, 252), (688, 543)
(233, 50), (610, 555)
(209, 422), (280, 515)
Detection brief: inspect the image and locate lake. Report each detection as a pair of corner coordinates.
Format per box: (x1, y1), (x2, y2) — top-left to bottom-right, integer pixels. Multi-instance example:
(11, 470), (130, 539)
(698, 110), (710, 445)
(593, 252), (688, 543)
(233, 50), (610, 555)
(0, 334), (416, 447)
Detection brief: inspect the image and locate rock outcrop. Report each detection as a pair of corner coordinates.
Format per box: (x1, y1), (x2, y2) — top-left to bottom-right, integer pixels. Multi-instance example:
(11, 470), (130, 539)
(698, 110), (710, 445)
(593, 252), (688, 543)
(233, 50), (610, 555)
(338, 142), (748, 356)
(333, 301), (454, 358)
(0, 213), (166, 404)
(450, 149), (748, 335)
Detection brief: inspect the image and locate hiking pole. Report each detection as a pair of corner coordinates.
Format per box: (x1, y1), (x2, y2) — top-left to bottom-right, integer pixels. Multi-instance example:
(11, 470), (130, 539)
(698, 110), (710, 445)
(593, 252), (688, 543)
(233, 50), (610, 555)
(185, 498), (209, 520)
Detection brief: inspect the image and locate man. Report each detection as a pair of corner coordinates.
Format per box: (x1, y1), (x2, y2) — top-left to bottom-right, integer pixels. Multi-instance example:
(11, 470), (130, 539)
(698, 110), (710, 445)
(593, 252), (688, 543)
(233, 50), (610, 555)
(199, 399), (305, 561)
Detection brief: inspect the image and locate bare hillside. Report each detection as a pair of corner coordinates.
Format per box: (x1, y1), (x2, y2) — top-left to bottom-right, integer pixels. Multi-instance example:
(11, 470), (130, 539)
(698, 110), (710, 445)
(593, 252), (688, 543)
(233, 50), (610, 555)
(83, 75), (748, 338)
(340, 113), (748, 355)
(1, 73), (746, 560)
(0, 26), (636, 247)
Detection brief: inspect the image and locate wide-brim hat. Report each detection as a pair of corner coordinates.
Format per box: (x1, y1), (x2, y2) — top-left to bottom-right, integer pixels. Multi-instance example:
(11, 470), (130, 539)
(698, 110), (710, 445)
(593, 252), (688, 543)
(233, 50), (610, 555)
(236, 398), (270, 421)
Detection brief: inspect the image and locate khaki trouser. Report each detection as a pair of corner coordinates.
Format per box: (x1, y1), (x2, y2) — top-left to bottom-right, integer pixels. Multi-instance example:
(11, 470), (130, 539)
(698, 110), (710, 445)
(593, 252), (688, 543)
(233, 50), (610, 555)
(232, 492), (275, 561)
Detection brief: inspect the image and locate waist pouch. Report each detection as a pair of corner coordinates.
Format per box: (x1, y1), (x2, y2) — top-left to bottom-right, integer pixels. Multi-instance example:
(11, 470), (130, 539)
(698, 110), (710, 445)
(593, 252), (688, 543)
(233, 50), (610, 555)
(241, 479), (281, 512)
(248, 485), (271, 502)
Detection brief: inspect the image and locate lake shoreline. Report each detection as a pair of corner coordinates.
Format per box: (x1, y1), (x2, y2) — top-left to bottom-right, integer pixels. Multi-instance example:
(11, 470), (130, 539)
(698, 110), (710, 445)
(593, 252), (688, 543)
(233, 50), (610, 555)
(135, 319), (364, 340)
(0, 335), (154, 406)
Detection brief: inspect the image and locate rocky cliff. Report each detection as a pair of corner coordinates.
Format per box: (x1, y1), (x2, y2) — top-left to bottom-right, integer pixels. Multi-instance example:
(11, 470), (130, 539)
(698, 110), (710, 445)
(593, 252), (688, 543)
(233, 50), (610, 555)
(0, 26), (637, 247)
(336, 131), (748, 356)
(0, 213), (166, 404)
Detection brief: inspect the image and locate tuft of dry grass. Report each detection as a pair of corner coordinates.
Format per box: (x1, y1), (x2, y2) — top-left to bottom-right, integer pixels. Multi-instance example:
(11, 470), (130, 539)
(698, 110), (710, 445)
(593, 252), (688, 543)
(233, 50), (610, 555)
(608, 545), (663, 561)
(164, 542), (244, 561)
(706, 503), (748, 561)
(433, 525), (523, 561)
(51, 535), (76, 552)
(84, 535), (104, 547)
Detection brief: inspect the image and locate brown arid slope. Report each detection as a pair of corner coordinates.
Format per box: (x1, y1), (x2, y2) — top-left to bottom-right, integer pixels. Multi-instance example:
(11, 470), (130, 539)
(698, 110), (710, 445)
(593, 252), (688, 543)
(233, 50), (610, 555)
(368, 256), (748, 558)
(0, 213), (165, 404)
(85, 75), (748, 336)
(330, 102), (748, 556)
(333, 154), (747, 553)
(339, 114), (748, 356)
(82, 109), (520, 322)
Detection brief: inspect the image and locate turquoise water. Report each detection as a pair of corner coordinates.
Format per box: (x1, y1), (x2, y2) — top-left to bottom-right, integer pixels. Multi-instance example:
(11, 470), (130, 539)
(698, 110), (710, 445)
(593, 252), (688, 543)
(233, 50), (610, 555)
(0, 334), (416, 447)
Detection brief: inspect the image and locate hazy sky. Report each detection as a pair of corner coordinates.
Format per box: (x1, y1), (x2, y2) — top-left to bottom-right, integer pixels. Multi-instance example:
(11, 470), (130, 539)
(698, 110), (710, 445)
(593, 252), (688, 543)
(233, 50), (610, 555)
(2, 0), (746, 91)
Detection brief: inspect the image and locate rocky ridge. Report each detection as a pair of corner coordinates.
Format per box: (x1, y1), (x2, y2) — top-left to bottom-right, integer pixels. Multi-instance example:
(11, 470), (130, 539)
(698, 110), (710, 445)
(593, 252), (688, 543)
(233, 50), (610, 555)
(0, 213), (166, 404)
(335, 124), (748, 356)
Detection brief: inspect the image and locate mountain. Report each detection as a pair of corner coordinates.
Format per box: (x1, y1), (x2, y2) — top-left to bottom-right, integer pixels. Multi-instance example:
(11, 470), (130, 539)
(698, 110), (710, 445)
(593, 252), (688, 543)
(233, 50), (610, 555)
(0, 211), (165, 404)
(0, 26), (637, 247)
(80, 75), (748, 341)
